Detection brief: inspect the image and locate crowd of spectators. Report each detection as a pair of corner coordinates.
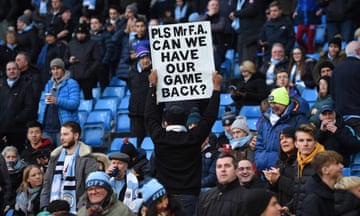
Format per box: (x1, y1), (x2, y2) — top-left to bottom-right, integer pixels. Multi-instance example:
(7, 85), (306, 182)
(0, 0), (360, 215)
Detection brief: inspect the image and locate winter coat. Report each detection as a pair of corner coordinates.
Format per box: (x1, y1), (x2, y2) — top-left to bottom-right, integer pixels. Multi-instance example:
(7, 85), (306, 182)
(0, 44), (23, 77)
(40, 142), (98, 209)
(317, 0), (358, 23)
(309, 94), (334, 126)
(201, 145), (218, 188)
(334, 189), (360, 216)
(299, 174), (336, 216)
(0, 77), (36, 133)
(196, 179), (248, 216)
(38, 72), (80, 125)
(113, 31), (131, 80)
(90, 28), (114, 65)
(312, 50), (346, 83)
(21, 65), (43, 105)
(0, 155), (12, 212)
(294, 0), (321, 25)
(17, 26), (42, 63)
(20, 138), (55, 166)
(144, 87), (219, 196)
(130, 148), (149, 183)
(255, 100), (309, 171)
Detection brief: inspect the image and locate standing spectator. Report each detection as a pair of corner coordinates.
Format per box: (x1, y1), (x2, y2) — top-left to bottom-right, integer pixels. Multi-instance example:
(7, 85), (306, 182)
(309, 76), (334, 126)
(89, 16), (113, 91)
(106, 152), (139, 207)
(334, 176), (360, 216)
(16, 52), (42, 105)
(0, 30), (22, 78)
(255, 87), (309, 171)
(16, 15), (42, 64)
(44, 0), (65, 34)
(263, 127), (297, 209)
(312, 36), (346, 83)
(245, 189), (283, 216)
(38, 58), (80, 146)
(200, 134), (219, 191)
(229, 60), (268, 113)
(0, 0), (22, 40)
(292, 124), (325, 215)
(145, 70), (222, 216)
(56, 8), (75, 42)
(105, 5), (124, 34)
(300, 150), (343, 216)
(0, 154), (11, 214)
(128, 46), (151, 147)
(77, 171), (134, 216)
(292, 0), (322, 54)
(14, 165), (44, 216)
(0, 61), (36, 151)
(2, 146), (28, 207)
(259, 43), (289, 88)
(66, 23), (101, 99)
(40, 121), (98, 213)
(237, 159), (267, 189)
(331, 41), (360, 134)
(199, 0), (226, 72)
(229, 0), (265, 63)
(288, 47), (317, 91)
(258, 0), (295, 60)
(196, 153), (248, 216)
(20, 121), (55, 168)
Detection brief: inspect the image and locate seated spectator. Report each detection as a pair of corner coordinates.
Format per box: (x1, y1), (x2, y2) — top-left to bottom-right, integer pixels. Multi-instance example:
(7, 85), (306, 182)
(2, 146), (28, 207)
(138, 178), (185, 216)
(14, 165), (44, 216)
(309, 76), (334, 126)
(263, 127), (297, 208)
(292, 124), (325, 215)
(77, 171), (133, 216)
(230, 116), (255, 161)
(229, 60), (268, 114)
(216, 108), (236, 149)
(317, 61), (334, 78)
(288, 47), (317, 92)
(245, 189), (282, 216)
(201, 134), (219, 191)
(316, 105), (360, 166)
(334, 176), (360, 216)
(106, 152), (138, 207)
(120, 139), (149, 183)
(312, 35), (346, 83)
(47, 199), (71, 215)
(0, 154), (11, 214)
(237, 159), (266, 189)
(300, 150), (343, 216)
(20, 121), (55, 170)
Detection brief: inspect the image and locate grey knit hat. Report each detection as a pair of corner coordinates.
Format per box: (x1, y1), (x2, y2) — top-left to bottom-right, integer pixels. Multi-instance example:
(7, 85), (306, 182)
(230, 116), (250, 134)
(50, 58), (65, 69)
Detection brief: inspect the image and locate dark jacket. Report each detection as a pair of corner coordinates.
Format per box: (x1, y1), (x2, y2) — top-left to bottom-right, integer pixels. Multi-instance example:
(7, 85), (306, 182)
(144, 87), (220, 195)
(17, 26), (42, 63)
(0, 44), (23, 77)
(201, 144), (218, 188)
(20, 138), (55, 166)
(0, 77), (36, 133)
(242, 175), (267, 189)
(317, 0), (358, 22)
(312, 50), (346, 83)
(0, 155), (11, 212)
(21, 65), (42, 106)
(300, 174), (336, 216)
(90, 28), (114, 65)
(130, 148), (150, 183)
(196, 179), (248, 216)
(334, 189), (360, 216)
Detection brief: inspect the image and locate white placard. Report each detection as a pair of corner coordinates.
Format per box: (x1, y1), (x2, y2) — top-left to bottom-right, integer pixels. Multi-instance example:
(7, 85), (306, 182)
(149, 21), (215, 103)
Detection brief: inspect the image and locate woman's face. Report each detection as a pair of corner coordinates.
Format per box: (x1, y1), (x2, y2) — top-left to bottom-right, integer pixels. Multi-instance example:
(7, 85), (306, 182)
(318, 79), (329, 95)
(156, 195), (169, 213)
(27, 167), (43, 188)
(280, 134), (296, 155)
(292, 48), (302, 62)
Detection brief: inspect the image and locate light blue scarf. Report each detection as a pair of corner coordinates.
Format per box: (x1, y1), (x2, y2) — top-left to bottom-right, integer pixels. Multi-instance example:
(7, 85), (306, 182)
(174, 3), (188, 21)
(15, 186), (42, 215)
(231, 0), (246, 32)
(230, 133), (252, 149)
(50, 144), (80, 214)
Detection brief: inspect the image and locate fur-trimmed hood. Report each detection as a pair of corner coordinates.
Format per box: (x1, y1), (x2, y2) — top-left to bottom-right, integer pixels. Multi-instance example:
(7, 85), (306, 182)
(50, 141), (92, 158)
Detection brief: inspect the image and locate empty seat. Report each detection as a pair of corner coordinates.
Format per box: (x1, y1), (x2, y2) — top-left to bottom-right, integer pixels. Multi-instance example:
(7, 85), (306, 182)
(247, 118), (258, 131)
(117, 95), (130, 114)
(211, 119), (224, 135)
(85, 110), (112, 131)
(301, 88), (318, 103)
(82, 126), (106, 147)
(78, 110), (89, 128)
(110, 76), (127, 86)
(102, 86), (126, 99)
(78, 99), (93, 113)
(141, 137), (154, 160)
(220, 93), (233, 106)
(94, 98), (119, 118)
(115, 114), (131, 133)
(239, 105), (261, 119)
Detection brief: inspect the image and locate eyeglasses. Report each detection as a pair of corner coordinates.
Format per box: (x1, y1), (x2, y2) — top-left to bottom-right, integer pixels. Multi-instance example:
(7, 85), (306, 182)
(238, 167), (252, 171)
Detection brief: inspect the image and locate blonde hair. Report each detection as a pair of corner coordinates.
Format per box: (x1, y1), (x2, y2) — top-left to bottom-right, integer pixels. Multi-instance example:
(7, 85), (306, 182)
(240, 60), (256, 74)
(18, 165), (44, 194)
(334, 176), (360, 190)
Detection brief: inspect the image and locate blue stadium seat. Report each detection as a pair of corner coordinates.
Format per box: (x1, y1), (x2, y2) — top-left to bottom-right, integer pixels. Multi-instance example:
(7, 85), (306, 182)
(109, 138), (123, 153)
(141, 137), (154, 160)
(78, 99), (93, 113)
(82, 126), (106, 147)
(301, 88), (318, 103)
(239, 105), (261, 119)
(94, 98), (119, 118)
(220, 93), (233, 106)
(247, 118), (258, 131)
(115, 113), (131, 133)
(78, 110), (89, 128)
(102, 86), (126, 99)
(117, 95), (130, 114)
(85, 110), (112, 131)
(212, 119), (224, 135)
(92, 87), (101, 100)
(110, 76), (127, 87)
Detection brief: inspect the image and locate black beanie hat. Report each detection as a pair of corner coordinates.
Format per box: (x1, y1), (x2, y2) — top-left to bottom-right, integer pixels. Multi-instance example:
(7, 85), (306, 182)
(165, 105), (187, 125)
(246, 189), (275, 216)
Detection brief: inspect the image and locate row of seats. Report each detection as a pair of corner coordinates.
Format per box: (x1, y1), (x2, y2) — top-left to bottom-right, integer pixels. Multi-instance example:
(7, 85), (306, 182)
(108, 137), (154, 160)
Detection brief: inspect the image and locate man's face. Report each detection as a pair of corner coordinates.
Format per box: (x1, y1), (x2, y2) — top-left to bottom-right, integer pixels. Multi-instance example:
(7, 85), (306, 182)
(6, 62), (20, 80)
(231, 128), (247, 139)
(271, 46), (285, 60)
(124, 9), (134, 19)
(87, 186), (108, 203)
(90, 18), (102, 33)
(324, 161), (343, 180)
(275, 72), (289, 87)
(76, 32), (87, 41)
(269, 6), (282, 19)
(16, 20), (26, 30)
(139, 56), (151, 70)
(295, 131), (317, 159)
(27, 127), (43, 146)
(262, 197), (282, 216)
(270, 102), (287, 116)
(111, 160), (128, 178)
(51, 66), (65, 81)
(109, 8), (119, 20)
(216, 157), (237, 184)
(207, 0), (220, 14)
(319, 110), (336, 122)
(51, 0), (62, 11)
(320, 67), (332, 77)
(136, 21), (146, 37)
(60, 127), (78, 149)
(328, 44), (340, 58)
(15, 54), (27, 71)
(237, 160), (255, 185)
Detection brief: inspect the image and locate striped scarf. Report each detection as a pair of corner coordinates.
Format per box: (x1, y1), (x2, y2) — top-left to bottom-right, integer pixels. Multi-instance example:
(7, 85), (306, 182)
(50, 144), (80, 214)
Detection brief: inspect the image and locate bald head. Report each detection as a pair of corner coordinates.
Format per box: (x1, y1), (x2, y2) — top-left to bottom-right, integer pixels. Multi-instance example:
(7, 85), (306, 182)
(345, 41), (360, 57)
